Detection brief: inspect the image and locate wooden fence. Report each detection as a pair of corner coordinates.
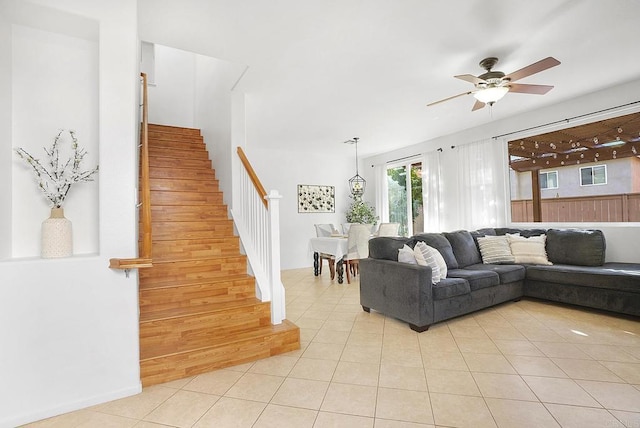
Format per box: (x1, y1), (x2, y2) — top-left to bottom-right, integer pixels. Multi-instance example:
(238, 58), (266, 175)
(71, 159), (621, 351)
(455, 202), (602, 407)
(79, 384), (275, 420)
(511, 192), (640, 222)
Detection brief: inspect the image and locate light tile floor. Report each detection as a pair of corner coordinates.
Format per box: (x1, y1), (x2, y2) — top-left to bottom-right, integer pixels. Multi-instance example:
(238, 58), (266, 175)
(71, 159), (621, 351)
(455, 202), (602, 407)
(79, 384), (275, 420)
(25, 268), (640, 428)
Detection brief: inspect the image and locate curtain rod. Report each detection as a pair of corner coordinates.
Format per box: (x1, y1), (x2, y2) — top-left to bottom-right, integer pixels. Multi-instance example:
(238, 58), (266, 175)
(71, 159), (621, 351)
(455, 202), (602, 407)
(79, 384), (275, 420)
(491, 100), (640, 140)
(386, 153), (421, 164)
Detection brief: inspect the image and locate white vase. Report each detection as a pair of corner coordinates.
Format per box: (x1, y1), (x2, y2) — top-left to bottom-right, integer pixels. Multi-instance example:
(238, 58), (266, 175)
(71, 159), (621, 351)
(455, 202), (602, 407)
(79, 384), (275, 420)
(41, 207), (73, 258)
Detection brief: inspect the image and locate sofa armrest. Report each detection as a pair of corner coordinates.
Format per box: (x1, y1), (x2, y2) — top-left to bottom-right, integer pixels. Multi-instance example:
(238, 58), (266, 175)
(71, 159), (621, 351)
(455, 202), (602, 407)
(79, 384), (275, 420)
(360, 258), (435, 329)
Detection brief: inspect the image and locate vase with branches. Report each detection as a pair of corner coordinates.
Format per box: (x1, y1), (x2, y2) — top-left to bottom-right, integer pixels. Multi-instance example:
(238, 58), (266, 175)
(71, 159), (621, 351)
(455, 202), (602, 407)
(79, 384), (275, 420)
(14, 129), (99, 208)
(14, 129), (99, 258)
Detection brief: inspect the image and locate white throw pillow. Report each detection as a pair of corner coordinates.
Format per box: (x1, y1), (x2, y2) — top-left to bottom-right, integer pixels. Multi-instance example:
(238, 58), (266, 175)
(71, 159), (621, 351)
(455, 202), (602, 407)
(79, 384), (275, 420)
(508, 234), (552, 265)
(477, 235), (515, 264)
(431, 246), (447, 281)
(398, 245), (417, 265)
(414, 241), (446, 284)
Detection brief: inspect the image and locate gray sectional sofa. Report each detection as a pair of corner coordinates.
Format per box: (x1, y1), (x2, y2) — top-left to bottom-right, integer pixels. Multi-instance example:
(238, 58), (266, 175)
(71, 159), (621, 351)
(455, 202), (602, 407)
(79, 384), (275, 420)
(359, 228), (640, 332)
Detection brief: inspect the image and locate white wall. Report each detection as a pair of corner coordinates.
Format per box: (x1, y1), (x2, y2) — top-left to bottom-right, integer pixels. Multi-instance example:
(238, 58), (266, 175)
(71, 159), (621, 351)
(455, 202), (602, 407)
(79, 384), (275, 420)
(11, 24), (99, 258)
(364, 79), (640, 263)
(0, 9), (12, 259)
(147, 44), (195, 128)
(0, 1), (141, 426)
(244, 145), (356, 269)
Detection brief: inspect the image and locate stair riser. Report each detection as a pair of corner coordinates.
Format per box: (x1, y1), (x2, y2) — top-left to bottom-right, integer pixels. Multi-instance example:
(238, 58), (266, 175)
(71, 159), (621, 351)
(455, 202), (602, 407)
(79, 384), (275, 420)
(150, 191), (223, 206)
(140, 327), (300, 386)
(148, 137), (204, 149)
(148, 229), (234, 241)
(140, 304), (272, 359)
(150, 178), (219, 192)
(148, 238), (240, 261)
(139, 257), (248, 285)
(148, 220), (233, 234)
(150, 206), (228, 222)
(148, 133), (203, 143)
(149, 168), (215, 181)
(140, 280), (256, 313)
(148, 147), (210, 161)
(149, 157), (211, 169)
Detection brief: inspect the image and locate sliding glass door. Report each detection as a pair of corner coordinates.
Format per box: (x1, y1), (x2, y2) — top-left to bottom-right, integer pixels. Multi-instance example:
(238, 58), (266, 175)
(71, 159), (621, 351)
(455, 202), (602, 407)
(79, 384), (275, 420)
(387, 161), (423, 237)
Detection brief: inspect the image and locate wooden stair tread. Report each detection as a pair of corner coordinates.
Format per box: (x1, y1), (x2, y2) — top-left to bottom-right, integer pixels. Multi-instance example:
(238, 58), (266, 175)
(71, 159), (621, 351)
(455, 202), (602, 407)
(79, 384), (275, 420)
(140, 319), (299, 363)
(139, 273), (251, 289)
(140, 297), (265, 322)
(148, 124), (202, 135)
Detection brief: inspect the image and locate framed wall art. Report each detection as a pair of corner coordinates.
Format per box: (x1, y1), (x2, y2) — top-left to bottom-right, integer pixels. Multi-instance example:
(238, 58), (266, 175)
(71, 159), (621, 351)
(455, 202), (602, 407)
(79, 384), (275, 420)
(297, 184), (335, 213)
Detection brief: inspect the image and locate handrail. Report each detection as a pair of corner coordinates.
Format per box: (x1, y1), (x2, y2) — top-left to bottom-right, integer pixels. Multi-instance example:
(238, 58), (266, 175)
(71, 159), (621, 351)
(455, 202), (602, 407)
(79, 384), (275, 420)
(233, 147), (285, 324)
(109, 72), (153, 270)
(237, 146), (268, 208)
(139, 72), (152, 258)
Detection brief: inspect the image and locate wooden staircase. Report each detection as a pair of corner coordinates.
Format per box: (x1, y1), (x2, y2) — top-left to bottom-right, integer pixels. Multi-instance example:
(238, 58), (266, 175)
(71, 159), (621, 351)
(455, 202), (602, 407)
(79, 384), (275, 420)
(138, 124), (299, 387)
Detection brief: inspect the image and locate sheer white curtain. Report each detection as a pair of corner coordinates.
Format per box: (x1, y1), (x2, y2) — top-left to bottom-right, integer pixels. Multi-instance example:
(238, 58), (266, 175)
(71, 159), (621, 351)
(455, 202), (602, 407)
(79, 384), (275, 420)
(456, 138), (509, 229)
(374, 164), (389, 222)
(423, 150), (442, 232)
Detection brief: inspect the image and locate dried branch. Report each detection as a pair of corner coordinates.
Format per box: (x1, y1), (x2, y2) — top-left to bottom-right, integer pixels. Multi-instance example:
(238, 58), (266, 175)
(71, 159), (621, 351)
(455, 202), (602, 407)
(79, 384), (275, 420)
(14, 130), (99, 208)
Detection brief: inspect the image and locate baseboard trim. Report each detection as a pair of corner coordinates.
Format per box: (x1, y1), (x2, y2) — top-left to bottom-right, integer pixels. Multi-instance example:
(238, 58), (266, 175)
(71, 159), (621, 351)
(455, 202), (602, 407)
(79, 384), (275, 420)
(0, 382), (142, 428)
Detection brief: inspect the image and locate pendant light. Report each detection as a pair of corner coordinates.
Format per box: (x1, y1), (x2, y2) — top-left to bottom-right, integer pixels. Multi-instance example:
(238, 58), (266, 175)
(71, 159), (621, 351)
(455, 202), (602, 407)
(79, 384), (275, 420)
(345, 137), (366, 196)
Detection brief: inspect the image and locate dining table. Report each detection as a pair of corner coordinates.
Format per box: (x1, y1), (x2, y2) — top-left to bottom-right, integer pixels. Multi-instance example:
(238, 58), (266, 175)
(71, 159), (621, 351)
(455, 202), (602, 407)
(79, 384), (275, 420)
(308, 236), (349, 284)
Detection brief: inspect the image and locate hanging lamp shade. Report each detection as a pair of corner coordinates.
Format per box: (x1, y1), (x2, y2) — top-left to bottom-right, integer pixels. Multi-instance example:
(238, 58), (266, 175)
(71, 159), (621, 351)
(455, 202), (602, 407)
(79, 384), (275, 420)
(349, 173), (366, 196)
(345, 137), (366, 196)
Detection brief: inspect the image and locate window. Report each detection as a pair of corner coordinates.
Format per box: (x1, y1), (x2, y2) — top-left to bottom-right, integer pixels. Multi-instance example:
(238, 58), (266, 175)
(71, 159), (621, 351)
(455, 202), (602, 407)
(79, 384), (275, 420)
(539, 171), (558, 189)
(580, 165), (607, 186)
(387, 162), (423, 237)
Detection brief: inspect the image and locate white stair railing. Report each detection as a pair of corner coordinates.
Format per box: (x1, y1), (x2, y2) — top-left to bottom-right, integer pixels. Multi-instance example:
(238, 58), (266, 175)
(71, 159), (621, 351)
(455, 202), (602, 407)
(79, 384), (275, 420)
(232, 147), (285, 324)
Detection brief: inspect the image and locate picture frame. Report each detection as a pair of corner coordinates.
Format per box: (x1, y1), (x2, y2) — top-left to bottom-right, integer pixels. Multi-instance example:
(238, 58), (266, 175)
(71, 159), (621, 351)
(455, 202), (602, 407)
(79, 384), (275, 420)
(297, 184), (335, 213)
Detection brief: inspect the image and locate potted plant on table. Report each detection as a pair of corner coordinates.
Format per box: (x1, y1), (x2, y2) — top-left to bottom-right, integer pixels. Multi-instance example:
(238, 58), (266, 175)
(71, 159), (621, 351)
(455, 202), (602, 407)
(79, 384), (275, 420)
(345, 194), (378, 233)
(15, 129), (99, 258)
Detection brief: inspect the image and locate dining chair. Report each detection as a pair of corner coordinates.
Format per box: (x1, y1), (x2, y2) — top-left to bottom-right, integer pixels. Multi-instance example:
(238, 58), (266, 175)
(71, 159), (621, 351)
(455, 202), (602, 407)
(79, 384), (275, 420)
(341, 223), (356, 235)
(314, 224), (339, 277)
(377, 222), (400, 236)
(343, 224), (371, 284)
(315, 224), (338, 237)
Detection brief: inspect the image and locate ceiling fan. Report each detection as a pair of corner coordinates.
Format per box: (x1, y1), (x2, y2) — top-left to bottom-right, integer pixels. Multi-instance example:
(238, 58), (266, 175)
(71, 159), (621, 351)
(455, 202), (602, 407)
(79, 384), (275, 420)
(427, 56), (561, 111)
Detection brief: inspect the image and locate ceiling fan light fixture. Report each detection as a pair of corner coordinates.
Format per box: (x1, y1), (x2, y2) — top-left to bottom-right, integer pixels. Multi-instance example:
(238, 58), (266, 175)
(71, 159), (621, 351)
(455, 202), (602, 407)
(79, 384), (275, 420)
(473, 86), (509, 104)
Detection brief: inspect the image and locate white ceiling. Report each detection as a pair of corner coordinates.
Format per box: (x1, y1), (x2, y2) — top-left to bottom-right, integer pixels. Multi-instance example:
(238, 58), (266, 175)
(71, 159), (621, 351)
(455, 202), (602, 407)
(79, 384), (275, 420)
(139, 0), (640, 157)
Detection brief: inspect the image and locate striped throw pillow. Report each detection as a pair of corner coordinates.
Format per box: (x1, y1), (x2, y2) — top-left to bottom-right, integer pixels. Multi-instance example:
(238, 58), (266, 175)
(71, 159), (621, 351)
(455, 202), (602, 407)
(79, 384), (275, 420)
(477, 235), (515, 264)
(414, 241), (444, 284)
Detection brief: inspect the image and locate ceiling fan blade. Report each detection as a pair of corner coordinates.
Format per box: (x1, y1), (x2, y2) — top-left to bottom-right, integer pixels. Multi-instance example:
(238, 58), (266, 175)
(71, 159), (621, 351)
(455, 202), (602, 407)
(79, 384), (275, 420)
(508, 83), (554, 95)
(472, 100), (485, 111)
(504, 57), (560, 82)
(427, 91), (473, 107)
(455, 74), (486, 85)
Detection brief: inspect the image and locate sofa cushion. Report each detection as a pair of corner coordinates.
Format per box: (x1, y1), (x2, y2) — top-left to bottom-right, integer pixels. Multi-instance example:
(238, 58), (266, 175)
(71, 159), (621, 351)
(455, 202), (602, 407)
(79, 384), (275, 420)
(444, 230), (483, 268)
(463, 263), (526, 284)
(546, 229), (606, 267)
(495, 228), (547, 237)
(447, 269), (500, 291)
(477, 235), (515, 264)
(369, 237), (410, 261)
(432, 278), (470, 300)
(410, 233), (459, 269)
(508, 234), (552, 265)
(525, 263), (640, 293)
